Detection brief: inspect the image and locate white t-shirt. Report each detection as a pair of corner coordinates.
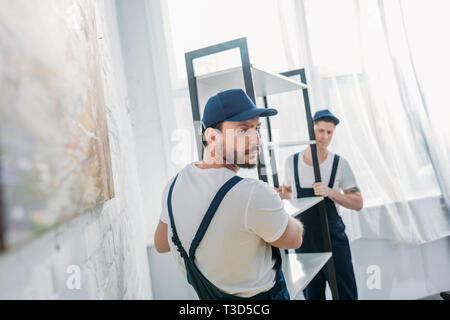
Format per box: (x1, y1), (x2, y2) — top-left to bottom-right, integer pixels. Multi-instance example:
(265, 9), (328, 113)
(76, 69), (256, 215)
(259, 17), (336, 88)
(283, 150), (358, 212)
(159, 162), (289, 298)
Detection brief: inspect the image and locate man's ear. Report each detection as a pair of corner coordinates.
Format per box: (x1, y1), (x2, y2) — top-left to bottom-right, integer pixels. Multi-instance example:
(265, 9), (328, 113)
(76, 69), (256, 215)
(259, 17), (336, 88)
(205, 127), (222, 145)
(204, 127), (215, 145)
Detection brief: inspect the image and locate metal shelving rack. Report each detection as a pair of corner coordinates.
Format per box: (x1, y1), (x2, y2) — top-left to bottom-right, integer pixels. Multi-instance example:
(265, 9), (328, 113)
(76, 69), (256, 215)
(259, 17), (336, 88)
(185, 37), (339, 300)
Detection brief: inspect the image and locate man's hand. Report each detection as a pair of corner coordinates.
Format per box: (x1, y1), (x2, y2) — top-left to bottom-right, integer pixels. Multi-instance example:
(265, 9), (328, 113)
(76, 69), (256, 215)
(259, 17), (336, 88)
(275, 185), (293, 200)
(312, 182), (334, 198)
(315, 183), (364, 211)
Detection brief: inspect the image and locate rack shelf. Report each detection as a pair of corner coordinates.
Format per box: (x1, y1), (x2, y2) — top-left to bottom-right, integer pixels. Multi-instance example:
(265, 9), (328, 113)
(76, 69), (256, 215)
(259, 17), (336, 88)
(196, 65), (307, 97)
(283, 197), (324, 216)
(263, 140), (316, 149)
(185, 37), (339, 300)
(282, 252), (332, 299)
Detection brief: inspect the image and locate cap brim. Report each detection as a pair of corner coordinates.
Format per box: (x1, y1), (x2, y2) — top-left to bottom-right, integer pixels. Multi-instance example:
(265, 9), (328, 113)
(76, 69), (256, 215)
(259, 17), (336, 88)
(313, 115), (340, 125)
(225, 107), (278, 122)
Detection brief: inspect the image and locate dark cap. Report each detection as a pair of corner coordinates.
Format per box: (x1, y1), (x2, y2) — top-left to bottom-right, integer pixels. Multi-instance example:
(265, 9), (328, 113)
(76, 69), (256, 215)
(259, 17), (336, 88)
(202, 89), (278, 129)
(312, 109), (340, 125)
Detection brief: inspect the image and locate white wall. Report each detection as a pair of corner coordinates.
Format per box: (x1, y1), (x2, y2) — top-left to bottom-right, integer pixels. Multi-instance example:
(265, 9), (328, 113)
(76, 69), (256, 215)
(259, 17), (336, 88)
(147, 246), (198, 300)
(114, 0), (178, 243)
(350, 236), (450, 299)
(0, 0), (152, 299)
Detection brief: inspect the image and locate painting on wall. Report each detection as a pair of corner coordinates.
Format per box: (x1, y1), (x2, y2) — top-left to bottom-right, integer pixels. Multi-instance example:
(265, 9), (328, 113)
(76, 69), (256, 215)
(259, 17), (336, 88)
(0, 0), (115, 252)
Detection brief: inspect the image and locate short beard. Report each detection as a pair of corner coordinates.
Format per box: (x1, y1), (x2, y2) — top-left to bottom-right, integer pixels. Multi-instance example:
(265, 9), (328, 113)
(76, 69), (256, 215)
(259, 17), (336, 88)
(223, 147), (259, 169)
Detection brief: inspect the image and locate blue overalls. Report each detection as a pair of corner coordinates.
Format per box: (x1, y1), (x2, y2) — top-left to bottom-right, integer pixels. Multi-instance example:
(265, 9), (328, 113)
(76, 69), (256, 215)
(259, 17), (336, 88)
(167, 174), (290, 300)
(293, 153), (358, 300)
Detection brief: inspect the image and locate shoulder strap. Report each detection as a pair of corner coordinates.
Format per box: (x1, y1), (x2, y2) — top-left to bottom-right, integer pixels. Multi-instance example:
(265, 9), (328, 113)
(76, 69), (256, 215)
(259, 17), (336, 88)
(328, 154), (340, 189)
(293, 153), (301, 199)
(189, 176), (243, 260)
(166, 174), (189, 259)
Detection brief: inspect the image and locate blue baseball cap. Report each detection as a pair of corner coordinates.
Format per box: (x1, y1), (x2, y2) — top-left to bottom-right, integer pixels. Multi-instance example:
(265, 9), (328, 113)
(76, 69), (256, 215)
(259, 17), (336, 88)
(202, 89), (278, 129)
(312, 109), (340, 126)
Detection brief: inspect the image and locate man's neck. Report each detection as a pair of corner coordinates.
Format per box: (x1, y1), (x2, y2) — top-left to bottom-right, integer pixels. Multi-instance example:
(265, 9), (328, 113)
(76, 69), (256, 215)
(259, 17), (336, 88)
(195, 160), (240, 173)
(306, 146), (328, 162)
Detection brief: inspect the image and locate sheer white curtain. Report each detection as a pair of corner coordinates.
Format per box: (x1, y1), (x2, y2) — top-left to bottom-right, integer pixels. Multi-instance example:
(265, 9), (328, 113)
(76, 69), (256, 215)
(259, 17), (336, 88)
(285, 0), (450, 244)
(158, 0), (450, 244)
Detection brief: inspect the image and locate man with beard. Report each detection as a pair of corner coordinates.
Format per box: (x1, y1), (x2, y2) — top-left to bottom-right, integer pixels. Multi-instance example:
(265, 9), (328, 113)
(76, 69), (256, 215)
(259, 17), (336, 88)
(154, 89), (304, 300)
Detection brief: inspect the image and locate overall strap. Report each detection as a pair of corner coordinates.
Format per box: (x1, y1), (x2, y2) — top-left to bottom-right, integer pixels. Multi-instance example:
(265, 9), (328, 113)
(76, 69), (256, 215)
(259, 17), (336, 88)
(167, 174), (189, 260)
(293, 153), (302, 199)
(328, 154), (340, 189)
(271, 246), (282, 271)
(189, 176), (244, 260)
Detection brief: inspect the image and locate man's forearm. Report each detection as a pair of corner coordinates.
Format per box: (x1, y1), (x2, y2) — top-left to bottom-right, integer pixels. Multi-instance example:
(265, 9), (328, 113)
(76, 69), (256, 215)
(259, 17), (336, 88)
(292, 217), (304, 248)
(328, 189), (363, 211)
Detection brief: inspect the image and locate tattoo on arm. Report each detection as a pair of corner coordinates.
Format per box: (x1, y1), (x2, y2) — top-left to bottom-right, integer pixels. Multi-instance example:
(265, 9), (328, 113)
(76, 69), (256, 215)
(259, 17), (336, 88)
(350, 187), (360, 193)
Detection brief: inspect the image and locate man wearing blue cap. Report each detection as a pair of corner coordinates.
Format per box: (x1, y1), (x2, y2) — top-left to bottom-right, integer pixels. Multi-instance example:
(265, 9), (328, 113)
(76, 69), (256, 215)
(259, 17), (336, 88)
(276, 109), (363, 300)
(154, 89), (304, 300)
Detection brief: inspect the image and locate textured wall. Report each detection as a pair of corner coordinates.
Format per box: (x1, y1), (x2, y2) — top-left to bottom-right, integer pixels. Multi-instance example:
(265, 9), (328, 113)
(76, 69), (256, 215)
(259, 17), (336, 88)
(0, 0), (152, 299)
(114, 0), (180, 242)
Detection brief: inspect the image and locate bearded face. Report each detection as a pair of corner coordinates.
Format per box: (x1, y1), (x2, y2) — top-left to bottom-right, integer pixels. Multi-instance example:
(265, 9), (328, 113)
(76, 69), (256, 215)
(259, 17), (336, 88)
(204, 117), (262, 169)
